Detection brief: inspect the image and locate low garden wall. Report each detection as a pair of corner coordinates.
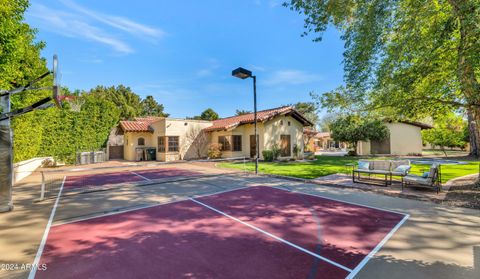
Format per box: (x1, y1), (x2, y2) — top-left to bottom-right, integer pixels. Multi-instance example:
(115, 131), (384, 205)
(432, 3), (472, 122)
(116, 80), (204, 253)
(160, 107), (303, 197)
(13, 157), (51, 184)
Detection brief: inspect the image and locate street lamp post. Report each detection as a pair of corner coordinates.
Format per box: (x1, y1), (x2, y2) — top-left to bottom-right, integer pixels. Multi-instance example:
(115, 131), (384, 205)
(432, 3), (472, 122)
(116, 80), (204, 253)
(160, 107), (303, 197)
(232, 67), (258, 175)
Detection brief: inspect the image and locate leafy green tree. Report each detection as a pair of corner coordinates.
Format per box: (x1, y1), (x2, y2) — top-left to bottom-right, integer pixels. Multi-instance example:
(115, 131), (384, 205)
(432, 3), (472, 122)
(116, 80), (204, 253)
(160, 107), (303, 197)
(291, 100), (319, 126)
(90, 85), (142, 120)
(140, 95), (169, 117)
(0, 0), (48, 95)
(0, 0), (52, 162)
(235, 109), (252, 116)
(318, 113), (337, 132)
(422, 113), (468, 156)
(329, 115), (389, 155)
(192, 108), (219, 121)
(286, 0), (480, 157)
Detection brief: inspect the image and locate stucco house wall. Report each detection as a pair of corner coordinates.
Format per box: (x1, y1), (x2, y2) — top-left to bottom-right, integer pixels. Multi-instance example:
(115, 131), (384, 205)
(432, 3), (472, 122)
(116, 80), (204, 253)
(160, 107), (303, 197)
(163, 119), (212, 161)
(210, 123), (267, 159)
(119, 106), (312, 162)
(263, 115), (304, 159)
(122, 118), (211, 161)
(124, 132), (155, 161)
(357, 122), (425, 156)
(388, 123), (423, 155)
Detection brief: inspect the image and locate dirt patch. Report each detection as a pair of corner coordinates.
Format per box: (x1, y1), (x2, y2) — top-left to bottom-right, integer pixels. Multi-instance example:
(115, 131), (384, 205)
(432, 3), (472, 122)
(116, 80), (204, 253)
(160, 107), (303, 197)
(442, 174), (480, 209)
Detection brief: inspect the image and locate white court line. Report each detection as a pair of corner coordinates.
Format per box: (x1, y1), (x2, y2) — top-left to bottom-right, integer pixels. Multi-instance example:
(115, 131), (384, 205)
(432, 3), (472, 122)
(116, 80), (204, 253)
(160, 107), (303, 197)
(271, 186), (410, 278)
(130, 171), (152, 181)
(52, 186), (249, 227)
(274, 186), (407, 216)
(190, 198), (353, 273)
(28, 176), (66, 279)
(345, 214), (410, 279)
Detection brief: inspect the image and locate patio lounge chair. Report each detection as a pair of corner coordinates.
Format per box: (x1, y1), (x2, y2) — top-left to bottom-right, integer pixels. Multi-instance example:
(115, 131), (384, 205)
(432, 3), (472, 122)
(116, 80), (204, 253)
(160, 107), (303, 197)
(402, 164), (441, 194)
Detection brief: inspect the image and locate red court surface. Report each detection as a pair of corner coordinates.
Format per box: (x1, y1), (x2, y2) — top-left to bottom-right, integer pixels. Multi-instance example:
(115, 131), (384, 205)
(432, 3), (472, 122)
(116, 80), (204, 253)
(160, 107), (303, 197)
(63, 168), (202, 190)
(33, 187), (407, 279)
(133, 168), (202, 180)
(63, 171), (144, 189)
(195, 187), (406, 270)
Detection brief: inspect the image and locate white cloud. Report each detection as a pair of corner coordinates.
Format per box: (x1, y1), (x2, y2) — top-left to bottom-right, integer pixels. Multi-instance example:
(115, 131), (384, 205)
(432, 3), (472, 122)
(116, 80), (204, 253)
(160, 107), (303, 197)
(28, 1), (165, 54)
(60, 0), (165, 40)
(264, 70), (323, 86)
(29, 3), (134, 54)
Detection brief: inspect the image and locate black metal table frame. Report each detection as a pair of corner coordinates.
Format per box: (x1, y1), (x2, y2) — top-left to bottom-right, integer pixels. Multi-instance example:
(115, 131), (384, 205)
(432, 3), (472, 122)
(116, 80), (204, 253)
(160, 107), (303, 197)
(352, 170), (392, 187)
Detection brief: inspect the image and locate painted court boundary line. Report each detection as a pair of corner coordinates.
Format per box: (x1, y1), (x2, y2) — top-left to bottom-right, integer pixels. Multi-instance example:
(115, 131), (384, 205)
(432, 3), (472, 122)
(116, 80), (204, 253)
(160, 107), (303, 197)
(28, 176), (66, 279)
(345, 213), (409, 279)
(190, 197), (353, 273)
(130, 171), (152, 181)
(52, 186), (249, 227)
(272, 186), (410, 279)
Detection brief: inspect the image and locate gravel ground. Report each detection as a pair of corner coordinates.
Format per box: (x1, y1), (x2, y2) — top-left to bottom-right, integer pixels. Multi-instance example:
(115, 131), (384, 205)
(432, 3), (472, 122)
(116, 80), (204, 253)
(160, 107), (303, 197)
(443, 174), (480, 209)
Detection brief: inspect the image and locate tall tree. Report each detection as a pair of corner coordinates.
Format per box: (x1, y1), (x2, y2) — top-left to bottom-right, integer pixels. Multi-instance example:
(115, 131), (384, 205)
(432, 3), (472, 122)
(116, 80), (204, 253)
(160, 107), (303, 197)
(318, 113), (337, 132)
(140, 95), (169, 117)
(291, 100), (319, 127)
(422, 113), (468, 156)
(235, 109), (252, 116)
(286, 0), (480, 157)
(1, 0), (49, 108)
(191, 108), (219, 121)
(329, 115), (390, 155)
(90, 85), (142, 120)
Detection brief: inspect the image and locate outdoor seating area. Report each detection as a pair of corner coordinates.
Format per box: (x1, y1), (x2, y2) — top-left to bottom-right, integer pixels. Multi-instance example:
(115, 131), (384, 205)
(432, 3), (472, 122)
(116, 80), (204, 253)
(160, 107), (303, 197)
(352, 159), (442, 193)
(353, 160), (412, 187)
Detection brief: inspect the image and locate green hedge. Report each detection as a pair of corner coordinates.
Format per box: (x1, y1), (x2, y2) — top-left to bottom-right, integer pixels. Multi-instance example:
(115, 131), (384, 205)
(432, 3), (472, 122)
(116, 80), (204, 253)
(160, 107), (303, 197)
(12, 94), (120, 164)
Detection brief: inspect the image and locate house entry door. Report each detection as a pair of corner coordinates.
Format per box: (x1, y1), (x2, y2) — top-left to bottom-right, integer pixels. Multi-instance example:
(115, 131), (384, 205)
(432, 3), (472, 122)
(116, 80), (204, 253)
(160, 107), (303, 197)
(249, 135), (257, 158)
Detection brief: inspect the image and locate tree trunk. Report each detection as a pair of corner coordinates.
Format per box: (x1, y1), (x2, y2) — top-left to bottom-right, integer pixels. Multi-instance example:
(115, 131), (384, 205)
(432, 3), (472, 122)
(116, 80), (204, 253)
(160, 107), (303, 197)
(467, 109), (480, 157)
(449, 0), (480, 158)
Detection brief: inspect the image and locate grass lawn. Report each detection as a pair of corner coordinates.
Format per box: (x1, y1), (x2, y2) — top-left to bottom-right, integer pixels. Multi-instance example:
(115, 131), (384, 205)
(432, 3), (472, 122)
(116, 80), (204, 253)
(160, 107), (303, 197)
(422, 149), (469, 157)
(219, 156), (480, 183)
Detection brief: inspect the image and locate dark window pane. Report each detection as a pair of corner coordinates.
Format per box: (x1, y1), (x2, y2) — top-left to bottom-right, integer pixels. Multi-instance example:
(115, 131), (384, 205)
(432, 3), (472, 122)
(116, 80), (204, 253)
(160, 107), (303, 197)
(157, 137), (165, 152)
(138, 137), (145, 146)
(168, 136), (179, 152)
(218, 136), (231, 151)
(232, 135), (242, 151)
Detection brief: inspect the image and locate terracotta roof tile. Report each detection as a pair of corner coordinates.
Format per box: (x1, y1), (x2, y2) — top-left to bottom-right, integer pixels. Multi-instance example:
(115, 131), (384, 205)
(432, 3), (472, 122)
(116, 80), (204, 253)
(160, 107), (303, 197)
(204, 106), (312, 132)
(119, 117), (161, 132)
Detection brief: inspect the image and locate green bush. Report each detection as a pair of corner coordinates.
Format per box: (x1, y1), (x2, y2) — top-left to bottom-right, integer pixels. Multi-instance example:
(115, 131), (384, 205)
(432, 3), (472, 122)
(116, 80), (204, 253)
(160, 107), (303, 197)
(293, 144), (300, 158)
(262, 150), (274, 162)
(207, 143), (222, 159)
(271, 144), (281, 160)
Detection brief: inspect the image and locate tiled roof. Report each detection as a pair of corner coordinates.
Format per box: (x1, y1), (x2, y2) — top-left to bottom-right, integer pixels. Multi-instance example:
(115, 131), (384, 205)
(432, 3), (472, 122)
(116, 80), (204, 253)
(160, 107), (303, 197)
(119, 117), (161, 133)
(204, 106), (313, 132)
(303, 129), (331, 138)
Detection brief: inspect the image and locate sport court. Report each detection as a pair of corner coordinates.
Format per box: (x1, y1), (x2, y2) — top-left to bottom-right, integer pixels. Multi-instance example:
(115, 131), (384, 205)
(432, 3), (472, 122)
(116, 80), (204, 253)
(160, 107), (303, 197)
(30, 166), (409, 279)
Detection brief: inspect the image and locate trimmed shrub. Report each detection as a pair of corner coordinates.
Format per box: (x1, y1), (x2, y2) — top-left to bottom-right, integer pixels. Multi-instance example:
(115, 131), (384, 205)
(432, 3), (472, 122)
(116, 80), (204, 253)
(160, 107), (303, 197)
(271, 144), (281, 160)
(207, 143), (222, 159)
(262, 150), (274, 162)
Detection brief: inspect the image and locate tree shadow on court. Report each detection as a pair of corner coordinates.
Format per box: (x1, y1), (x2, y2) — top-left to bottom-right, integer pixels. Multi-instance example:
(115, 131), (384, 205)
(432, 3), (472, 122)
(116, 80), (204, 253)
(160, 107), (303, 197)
(355, 254), (478, 279)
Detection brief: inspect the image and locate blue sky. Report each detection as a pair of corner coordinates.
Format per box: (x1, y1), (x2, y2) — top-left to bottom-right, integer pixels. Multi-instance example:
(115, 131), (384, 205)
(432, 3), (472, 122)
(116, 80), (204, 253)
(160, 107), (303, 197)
(26, 0), (345, 118)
